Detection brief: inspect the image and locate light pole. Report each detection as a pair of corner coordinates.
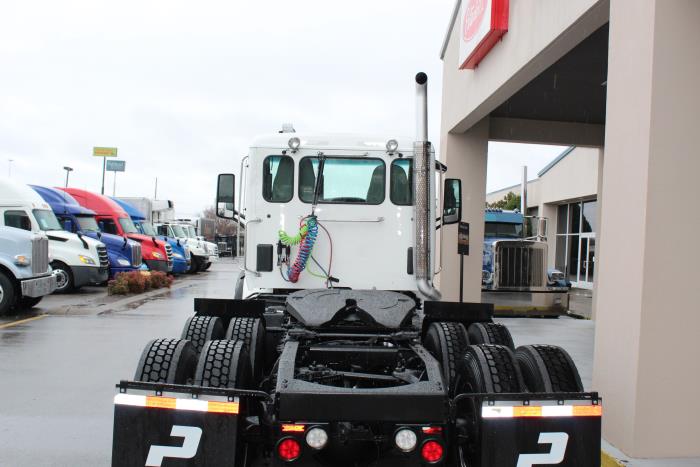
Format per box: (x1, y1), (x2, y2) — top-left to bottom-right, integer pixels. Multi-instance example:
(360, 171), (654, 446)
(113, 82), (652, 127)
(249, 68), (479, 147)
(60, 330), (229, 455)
(63, 166), (73, 187)
(8, 159), (13, 177)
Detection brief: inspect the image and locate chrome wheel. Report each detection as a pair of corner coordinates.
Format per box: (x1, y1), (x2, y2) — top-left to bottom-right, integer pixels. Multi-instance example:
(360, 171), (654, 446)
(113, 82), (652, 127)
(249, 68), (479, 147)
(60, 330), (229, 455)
(54, 268), (69, 291)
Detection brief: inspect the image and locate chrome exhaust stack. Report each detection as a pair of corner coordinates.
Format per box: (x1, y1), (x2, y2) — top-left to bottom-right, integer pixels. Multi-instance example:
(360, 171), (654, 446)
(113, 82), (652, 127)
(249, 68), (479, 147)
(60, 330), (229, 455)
(413, 73), (442, 301)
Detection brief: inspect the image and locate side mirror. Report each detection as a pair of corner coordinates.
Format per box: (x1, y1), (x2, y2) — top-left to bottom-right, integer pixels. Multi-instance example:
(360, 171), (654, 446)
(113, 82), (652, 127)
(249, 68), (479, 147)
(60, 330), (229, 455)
(216, 174), (236, 220)
(442, 178), (462, 226)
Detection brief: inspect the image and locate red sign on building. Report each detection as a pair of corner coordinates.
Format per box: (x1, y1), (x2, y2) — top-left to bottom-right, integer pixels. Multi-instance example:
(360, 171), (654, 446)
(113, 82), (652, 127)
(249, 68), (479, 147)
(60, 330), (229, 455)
(459, 0), (509, 70)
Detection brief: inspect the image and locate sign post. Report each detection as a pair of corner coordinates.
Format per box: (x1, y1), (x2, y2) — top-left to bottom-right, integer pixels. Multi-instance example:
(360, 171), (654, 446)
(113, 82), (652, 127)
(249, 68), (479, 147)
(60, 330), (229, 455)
(106, 159), (126, 196)
(93, 147), (118, 194)
(457, 222), (470, 302)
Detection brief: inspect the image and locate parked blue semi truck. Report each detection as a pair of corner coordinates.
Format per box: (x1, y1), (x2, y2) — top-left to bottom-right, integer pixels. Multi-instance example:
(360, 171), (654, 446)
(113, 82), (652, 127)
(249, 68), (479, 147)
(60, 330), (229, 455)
(31, 186), (143, 278)
(482, 208), (570, 316)
(111, 198), (190, 275)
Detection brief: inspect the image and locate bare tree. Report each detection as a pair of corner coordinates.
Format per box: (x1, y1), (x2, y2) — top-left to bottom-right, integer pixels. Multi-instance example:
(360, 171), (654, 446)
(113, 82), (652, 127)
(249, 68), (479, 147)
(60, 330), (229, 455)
(200, 205), (238, 237)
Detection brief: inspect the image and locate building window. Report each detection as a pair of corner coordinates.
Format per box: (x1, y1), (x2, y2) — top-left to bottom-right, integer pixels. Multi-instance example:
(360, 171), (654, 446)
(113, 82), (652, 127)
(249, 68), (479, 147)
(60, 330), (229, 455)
(555, 199), (597, 286)
(263, 155), (294, 203)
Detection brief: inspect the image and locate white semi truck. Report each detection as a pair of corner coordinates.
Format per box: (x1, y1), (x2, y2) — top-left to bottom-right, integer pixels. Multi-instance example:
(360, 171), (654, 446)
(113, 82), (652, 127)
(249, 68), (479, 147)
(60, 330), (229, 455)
(0, 226), (57, 314)
(0, 179), (108, 292)
(112, 74), (601, 467)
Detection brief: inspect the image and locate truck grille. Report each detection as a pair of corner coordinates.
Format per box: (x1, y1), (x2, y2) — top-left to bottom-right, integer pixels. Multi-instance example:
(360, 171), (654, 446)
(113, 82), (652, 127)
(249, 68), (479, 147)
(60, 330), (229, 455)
(97, 246), (109, 268)
(165, 244), (173, 267)
(493, 241), (547, 289)
(31, 236), (49, 275)
(131, 243), (142, 267)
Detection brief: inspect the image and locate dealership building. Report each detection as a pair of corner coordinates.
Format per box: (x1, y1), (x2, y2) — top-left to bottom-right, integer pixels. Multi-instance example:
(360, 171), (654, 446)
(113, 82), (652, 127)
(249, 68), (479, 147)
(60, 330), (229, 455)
(486, 146), (600, 289)
(438, 0), (699, 459)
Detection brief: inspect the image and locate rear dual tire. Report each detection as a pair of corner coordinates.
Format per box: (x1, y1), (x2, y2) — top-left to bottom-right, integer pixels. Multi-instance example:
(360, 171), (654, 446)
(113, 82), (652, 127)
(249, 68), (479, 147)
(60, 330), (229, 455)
(134, 338), (198, 384)
(181, 315), (225, 353)
(515, 344), (584, 392)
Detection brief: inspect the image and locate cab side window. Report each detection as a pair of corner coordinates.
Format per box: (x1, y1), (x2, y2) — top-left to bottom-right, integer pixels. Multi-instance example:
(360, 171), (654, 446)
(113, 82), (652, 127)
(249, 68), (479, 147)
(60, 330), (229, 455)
(263, 155), (294, 203)
(99, 219), (119, 235)
(390, 159), (413, 206)
(4, 210), (32, 231)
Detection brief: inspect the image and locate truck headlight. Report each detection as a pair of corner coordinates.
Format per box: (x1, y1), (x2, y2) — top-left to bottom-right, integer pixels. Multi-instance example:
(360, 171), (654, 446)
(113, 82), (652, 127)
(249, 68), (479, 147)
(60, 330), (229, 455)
(117, 258), (131, 266)
(79, 255), (96, 265)
(152, 251), (163, 259)
(172, 253), (183, 259)
(14, 255), (30, 266)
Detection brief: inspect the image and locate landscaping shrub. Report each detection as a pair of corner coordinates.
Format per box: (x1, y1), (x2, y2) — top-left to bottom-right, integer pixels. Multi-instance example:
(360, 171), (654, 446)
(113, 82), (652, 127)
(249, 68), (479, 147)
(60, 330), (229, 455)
(107, 271), (174, 295)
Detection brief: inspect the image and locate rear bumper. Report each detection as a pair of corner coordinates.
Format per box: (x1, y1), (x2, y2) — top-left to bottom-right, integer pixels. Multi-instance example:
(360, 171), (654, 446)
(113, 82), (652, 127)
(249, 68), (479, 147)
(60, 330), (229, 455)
(143, 259), (169, 273)
(20, 273), (58, 297)
(72, 266), (109, 287)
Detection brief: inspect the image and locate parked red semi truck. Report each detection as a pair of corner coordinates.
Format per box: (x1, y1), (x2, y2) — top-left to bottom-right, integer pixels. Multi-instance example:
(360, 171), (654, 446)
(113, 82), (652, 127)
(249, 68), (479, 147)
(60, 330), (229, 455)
(60, 188), (173, 273)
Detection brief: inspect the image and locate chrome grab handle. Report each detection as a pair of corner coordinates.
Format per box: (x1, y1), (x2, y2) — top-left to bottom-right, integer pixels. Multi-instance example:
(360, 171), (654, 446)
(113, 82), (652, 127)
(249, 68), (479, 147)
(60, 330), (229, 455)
(241, 217), (261, 277)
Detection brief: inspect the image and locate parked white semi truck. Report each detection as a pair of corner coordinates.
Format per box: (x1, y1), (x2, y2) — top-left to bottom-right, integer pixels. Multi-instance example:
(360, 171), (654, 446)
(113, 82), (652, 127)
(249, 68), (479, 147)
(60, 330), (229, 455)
(0, 226), (57, 314)
(112, 74), (601, 467)
(0, 179), (108, 292)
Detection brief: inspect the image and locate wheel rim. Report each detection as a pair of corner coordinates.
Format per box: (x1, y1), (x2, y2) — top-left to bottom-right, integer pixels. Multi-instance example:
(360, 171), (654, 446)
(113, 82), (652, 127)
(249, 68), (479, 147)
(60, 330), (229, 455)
(54, 269), (69, 290)
(0, 283), (4, 303)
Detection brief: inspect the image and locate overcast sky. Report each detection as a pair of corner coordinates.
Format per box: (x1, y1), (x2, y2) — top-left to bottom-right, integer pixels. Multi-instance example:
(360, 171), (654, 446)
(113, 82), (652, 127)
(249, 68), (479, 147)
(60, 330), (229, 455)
(0, 1), (567, 217)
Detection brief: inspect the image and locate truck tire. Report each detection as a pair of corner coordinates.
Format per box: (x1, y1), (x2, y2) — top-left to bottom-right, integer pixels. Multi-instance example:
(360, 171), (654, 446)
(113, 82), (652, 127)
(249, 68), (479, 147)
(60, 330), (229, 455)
(0, 272), (16, 316)
(226, 317), (265, 385)
(51, 261), (74, 293)
(467, 322), (515, 350)
(134, 338), (198, 384)
(460, 344), (525, 393)
(194, 339), (252, 389)
(181, 316), (225, 353)
(16, 296), (43, 310)
(423, 322), (469, 395)
(515, 345), (584, 392)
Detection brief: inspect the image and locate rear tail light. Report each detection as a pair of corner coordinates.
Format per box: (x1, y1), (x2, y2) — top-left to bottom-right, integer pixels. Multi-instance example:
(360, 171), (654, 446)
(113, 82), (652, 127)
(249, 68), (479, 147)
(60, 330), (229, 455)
(277, 437), (301, 462)
(421, 440), (444, 463)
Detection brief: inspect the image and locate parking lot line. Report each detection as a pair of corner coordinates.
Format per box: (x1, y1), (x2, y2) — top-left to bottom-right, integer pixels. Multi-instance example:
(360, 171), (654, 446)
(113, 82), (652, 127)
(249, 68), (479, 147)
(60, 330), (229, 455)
(0, 314), (48, 329)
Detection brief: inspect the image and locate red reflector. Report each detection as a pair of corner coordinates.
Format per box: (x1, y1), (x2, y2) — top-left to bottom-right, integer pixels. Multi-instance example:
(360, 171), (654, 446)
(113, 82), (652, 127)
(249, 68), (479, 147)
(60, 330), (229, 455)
(421, 426), (443, 435)
(421, 440), (444, 463)
(278, 438), (301, 462)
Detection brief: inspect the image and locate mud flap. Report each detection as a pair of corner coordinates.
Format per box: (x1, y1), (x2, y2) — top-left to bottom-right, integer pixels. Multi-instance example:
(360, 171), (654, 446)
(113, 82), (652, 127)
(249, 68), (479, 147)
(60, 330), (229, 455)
(458, 394), (602, 467)
(112, 390), (240, 467)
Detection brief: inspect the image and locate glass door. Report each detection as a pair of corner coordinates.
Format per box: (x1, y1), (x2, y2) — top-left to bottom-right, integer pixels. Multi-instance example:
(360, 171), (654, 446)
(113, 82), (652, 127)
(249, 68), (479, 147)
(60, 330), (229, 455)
(576, 234), (595, 289)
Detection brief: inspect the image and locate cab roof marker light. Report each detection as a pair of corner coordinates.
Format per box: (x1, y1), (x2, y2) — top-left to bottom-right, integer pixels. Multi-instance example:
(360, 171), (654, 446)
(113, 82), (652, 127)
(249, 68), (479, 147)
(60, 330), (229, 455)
(386, 139), (399, 153)
(288, 137), (301, 152)
(114, 394), (239, 414)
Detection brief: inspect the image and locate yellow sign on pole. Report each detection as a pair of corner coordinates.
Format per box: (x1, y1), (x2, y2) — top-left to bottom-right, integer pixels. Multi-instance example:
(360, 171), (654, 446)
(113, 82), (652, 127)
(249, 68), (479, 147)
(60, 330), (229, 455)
(93, 147), (118, 157)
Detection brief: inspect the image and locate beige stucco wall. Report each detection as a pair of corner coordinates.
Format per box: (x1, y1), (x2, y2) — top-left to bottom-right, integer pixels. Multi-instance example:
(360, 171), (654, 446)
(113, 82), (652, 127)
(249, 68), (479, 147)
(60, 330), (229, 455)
(593, 0), (700, 456)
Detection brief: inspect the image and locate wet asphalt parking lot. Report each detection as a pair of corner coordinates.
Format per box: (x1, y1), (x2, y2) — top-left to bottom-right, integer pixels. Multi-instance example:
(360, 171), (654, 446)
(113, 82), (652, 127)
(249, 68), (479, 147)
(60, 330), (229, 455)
(0, 259), (594, 466)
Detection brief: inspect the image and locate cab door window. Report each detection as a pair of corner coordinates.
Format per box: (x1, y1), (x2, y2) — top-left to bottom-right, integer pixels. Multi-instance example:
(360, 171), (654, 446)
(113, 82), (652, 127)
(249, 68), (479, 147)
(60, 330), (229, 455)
(4, 210), (32, 231)
(99, 218), (119, 235)
(263, 155), (294, 202)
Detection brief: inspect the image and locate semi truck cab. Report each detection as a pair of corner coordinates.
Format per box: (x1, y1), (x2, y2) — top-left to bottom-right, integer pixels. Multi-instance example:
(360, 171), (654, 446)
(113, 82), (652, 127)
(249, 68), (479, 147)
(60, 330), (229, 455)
(60, 188), (173, 273)
(111, 197), (190, 275)
(155, 222), (208, 273)
(0, 226), (57, 314)
(0, 178), (107, 293)
(31, 186), (143, 278)
(177, 221), (218, 269)
(482, 208), (569, 316)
